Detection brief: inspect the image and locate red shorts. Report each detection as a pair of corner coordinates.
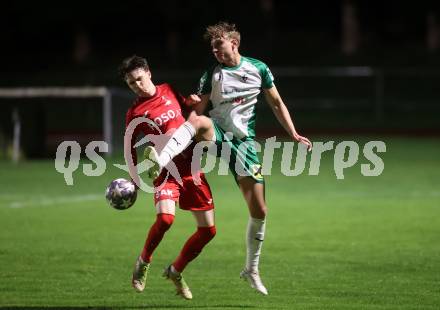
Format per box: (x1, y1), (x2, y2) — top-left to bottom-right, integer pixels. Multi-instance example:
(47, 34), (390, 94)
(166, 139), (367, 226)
(153, 172), (214, 211)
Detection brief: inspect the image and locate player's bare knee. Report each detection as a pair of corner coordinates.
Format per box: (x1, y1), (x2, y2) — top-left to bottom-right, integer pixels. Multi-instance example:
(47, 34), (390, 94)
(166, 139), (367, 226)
(259, 206), (268, 218)
(259, 203), (268, 217)
(199, 115), (212, 129)
(187, 113), (202, 129)
(188, 114), (209, 131)
(250, 205), (267, 219)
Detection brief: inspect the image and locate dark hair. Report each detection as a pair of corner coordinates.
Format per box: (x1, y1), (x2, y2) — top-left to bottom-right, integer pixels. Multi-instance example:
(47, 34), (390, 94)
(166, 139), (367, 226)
(118, 55), (149, 79)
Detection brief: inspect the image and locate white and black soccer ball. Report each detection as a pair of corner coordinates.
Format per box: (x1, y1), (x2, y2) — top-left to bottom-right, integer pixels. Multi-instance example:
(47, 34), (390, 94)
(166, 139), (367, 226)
(105, 178), (137, 210)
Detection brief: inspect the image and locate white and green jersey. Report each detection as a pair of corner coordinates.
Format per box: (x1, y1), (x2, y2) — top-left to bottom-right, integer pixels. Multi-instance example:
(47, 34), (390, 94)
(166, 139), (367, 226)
(198, 56), (274, 140)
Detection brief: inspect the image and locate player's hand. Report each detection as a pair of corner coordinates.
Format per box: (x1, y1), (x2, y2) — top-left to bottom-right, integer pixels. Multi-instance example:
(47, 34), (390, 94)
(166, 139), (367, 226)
(294, 134), (312, 151)
(186, 94), (201, 106)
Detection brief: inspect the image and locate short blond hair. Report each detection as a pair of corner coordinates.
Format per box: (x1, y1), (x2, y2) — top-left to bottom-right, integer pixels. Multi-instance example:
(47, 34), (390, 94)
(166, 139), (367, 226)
(204, 22), (241, 46)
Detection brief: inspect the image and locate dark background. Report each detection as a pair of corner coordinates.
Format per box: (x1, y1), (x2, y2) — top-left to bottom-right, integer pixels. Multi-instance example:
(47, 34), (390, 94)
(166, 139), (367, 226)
(0, 0), (439, 157)
(1, 0), (440, 84)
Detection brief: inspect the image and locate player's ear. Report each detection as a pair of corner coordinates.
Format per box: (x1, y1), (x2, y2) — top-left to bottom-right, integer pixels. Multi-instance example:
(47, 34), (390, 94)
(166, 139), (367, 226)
(231, 39), (239, 51)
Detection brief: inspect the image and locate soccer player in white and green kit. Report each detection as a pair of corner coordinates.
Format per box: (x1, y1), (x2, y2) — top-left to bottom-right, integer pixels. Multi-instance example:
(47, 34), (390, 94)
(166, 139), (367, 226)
(145, 22), (312, 295)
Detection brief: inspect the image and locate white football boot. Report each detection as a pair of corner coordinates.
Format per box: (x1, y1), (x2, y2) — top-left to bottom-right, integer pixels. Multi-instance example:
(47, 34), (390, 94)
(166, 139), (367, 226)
(240, 268), (268, 295)
(163, 265), (193, 300)
(131, 256), (150, 292)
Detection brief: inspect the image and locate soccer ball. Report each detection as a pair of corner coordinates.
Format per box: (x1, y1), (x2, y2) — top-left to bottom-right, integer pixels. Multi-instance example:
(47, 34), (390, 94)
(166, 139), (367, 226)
(105, 178), (137, 210)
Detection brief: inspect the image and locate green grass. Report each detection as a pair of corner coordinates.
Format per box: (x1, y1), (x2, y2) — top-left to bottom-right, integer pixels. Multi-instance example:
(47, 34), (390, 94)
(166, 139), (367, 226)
(0, 137), (439, 309)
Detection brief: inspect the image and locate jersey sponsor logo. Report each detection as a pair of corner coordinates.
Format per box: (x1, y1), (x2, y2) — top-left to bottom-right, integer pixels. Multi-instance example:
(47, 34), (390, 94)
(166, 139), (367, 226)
(234, 97), (245, 104)
(222, 86), (246, 95)
(220, 96), (245, 105)
(155, 189), (173, 198)
(152, 109), (181, 126)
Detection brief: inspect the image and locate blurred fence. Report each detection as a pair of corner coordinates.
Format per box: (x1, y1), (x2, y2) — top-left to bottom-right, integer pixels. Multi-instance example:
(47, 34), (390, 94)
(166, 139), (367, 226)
(158, 66), (440, 133)
(0, 66), (439, 159)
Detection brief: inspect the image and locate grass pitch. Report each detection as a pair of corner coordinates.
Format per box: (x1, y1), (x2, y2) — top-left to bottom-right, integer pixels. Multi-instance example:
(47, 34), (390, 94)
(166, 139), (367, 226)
(0, 137), (439, 309)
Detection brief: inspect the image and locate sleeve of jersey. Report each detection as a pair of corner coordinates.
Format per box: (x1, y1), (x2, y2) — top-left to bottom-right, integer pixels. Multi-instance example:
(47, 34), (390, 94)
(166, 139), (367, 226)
(261, 63), (275, 89)
(197, 70), (212, 95)
(169, 85), (190, 113)
(125, 109), (138, 167)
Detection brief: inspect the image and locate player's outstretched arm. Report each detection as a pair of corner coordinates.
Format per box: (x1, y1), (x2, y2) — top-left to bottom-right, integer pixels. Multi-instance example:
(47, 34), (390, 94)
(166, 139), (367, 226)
(263, 86), (312, 151)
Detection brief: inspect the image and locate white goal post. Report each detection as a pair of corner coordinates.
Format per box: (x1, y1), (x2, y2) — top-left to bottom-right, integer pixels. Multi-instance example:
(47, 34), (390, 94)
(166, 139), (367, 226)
(0, 87), (133, 160)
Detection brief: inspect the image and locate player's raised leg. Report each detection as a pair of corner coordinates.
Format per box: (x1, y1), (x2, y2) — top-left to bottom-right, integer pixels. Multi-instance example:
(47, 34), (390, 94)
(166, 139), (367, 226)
(132, 200), (176, 292)
(164, 209), (216, 300)
(145, 112), (215, 178)
(238, 177), (268, 295)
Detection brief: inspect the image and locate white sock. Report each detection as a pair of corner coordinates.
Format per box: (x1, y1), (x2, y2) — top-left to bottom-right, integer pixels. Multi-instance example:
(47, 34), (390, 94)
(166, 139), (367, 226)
(158, 121), (196, 167)
(246, 217), (266, 272)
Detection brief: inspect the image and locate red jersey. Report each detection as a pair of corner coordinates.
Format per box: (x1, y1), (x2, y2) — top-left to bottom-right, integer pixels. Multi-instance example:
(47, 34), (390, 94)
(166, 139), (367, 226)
(125, 83), (214, 211)
(125, 83), (196, 177)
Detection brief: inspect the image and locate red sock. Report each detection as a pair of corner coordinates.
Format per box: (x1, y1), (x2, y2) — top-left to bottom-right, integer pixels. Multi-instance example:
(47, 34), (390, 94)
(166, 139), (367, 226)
(172, 226), (216, 272)
(141, 213), (174, 263)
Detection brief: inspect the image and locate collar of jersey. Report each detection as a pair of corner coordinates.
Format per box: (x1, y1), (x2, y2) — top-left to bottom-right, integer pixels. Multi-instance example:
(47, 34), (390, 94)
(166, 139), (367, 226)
(137, 85), (160, 103)
(221, 56), (243, 71)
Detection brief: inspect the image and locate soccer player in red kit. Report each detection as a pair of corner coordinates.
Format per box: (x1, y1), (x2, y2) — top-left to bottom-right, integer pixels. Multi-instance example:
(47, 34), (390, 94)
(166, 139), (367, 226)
(119, 55), (216, 300)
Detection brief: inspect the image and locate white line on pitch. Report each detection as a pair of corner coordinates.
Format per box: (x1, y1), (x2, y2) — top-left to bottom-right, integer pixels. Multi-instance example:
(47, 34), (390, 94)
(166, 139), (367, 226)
(5, 194), (102, 209)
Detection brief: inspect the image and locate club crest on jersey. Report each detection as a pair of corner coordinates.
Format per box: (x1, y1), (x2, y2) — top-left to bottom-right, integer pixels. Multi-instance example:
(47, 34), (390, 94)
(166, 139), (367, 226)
(241, 74), (248, 82)
(162, 96), (172, 106)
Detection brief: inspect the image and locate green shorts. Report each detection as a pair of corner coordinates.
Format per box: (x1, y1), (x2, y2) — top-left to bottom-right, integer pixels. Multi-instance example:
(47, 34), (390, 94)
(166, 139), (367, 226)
(212, 121), (264, 184)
